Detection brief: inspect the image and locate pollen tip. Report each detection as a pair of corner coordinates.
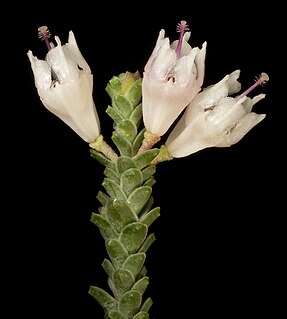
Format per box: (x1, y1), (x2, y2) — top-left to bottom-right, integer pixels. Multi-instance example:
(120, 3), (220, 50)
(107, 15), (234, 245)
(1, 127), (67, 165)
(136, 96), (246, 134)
(176, 20), (189, 33)
(258, 72), (269, 85)
(38, 26), (51, 40)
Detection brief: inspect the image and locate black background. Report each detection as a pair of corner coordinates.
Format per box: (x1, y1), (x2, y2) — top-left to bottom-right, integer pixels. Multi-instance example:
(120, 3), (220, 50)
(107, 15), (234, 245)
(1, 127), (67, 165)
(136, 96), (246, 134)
(4, 2), (284, 318)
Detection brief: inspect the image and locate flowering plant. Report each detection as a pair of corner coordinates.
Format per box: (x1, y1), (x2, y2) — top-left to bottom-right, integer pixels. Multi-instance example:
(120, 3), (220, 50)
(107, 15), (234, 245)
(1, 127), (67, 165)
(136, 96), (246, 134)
(28, 21), (269, 319)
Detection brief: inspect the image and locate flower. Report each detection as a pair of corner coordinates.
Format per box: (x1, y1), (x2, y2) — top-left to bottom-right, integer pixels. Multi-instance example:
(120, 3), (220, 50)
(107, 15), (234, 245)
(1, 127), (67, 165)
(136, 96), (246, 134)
(165, 70), (268, 158)
(141, 20), (207, 138)
(27, 27), (100, 143)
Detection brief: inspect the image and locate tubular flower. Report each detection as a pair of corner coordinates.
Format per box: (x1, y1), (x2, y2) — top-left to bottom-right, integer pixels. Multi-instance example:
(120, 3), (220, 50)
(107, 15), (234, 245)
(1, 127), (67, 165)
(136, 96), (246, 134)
(27, 27), (100, 143)
(141, 20), (207, 138)
(165, 70), (269, 158)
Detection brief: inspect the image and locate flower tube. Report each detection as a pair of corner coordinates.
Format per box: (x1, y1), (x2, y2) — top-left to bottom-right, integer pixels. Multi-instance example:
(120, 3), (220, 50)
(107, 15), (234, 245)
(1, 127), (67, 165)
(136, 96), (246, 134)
(27, 26), (100, 143)
(165, 70), (269, 158)
(140, 21), (207, 150)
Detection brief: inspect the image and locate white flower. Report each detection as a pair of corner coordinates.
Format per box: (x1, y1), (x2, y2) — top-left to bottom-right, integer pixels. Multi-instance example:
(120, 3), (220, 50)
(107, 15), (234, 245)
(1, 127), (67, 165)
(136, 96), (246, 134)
(27, 30), (100, 143)
(165, 70), (267, 158)
(142, 21), (207, 137)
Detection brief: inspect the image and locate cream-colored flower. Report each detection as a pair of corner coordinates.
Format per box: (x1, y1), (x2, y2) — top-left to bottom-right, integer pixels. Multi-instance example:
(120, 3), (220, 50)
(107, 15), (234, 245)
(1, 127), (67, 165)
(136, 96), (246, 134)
(165, 70), (268, 157)
(27, 29), (100, 143)
(142, 21), (207, 137)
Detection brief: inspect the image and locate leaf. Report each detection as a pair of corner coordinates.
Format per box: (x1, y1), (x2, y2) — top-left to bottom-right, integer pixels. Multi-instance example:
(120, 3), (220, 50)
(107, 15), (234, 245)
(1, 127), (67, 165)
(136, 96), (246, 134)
(119, 290), (141, 317)
(140, 207), (160, 227)
(120, 222), (148, 254)
(116, 156), (136, 175)
(121, 168), (143, 196)
(107, 310), (128, 319)
(138, 234), (156, 254)
(106, 76), (122, 98)
(112, 132), (133, 157)
(90, 213), (117, 239)
(96, 190), (110, 207)
(116, 120), (137, 143)
(106, 238), (129, 268)
(132, 128), (145, 154)
(90, 149), (115, 168)
(106, 105), (124, 124)
(125, 78), (142, 107)
(104, 167), (120, 183)
(140, 297), (153, 313)
(102, 258), (115, 278)
(113, 199), (138, 224)
(132, 149), (159, 169)
(131, 277), (149, 296)
(141, 165), (156, 183)
(143, 176), (156, 188)
(107, 199), (138, 233)
(113, 268), (135, 295)
(129, 103), (143, 127)
(132, 311), (149, 319)
(128, 186), (152, 215)
(102, 178), (127, 200)
(123, 253), (146, 278)
(114, 95), (133, 118)
(88, 286), (118, 312)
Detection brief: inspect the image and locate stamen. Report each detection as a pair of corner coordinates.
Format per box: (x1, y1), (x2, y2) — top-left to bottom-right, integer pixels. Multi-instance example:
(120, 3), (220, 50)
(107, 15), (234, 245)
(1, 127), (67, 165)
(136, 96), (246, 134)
(175, 20), (189, 58)
(38, 26), (52, 51)
(238, 72), (269, 99)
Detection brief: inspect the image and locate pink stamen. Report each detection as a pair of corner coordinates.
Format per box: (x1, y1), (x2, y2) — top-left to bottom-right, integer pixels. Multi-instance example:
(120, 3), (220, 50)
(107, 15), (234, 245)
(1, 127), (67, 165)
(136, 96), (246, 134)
(238, 72), (269, 99)
(38, 26), (52, 51)
(175, 20), (189, 58)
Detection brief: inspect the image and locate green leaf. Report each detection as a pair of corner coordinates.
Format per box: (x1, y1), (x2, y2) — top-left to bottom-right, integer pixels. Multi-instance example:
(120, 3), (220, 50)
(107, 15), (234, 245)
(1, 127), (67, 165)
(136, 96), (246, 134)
(106, 76), (122, 98)
(139, 234), (156, 253)
(123, 253), (146, 278)
(88, 286), (118, 312)
(141, 165), (156, 183)
(113, 268), (135, 295)
(132, 128), (145, 154)
(129, 103), (143, 127)
(104, 167), (120, 183)
(116, 120), (137, 143)
(143, 176), (156, 188)
(106, 238), (129, 268)
(107, 199), (138, 233)
(102, 258), (115, 278)
(107, 310), (128, 319)
(119, 290), (141, 317)
(96, 190), (110, 207)
(106, 105), (124, 124)
(131, 277), (149, 296)
(133, 149), (159, 169)
(114, 95), (133, 118)
(133, 311), (149, 319)
(140, 297), (153, 313)
(90, 149), (114, 167)
(120, 168), (143, 196)
(138, 196), (154, 218)
(102, 178), (127, 200)
(112, 132), (133, 157)
(128, 186), (152, 215)
(140, 207), (160, 227)
(116, 156), (136, 175)
(113, 199), (138, 224)
(125, 78), (142, 107)
(90, 213), (117, 239)
(120, 222), (148, 254)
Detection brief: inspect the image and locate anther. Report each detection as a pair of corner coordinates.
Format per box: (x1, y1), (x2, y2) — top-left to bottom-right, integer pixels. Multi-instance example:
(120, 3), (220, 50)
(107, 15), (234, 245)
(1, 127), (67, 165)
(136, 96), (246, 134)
(38, 26), (52, 51)
(238, 72), (269, 99)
